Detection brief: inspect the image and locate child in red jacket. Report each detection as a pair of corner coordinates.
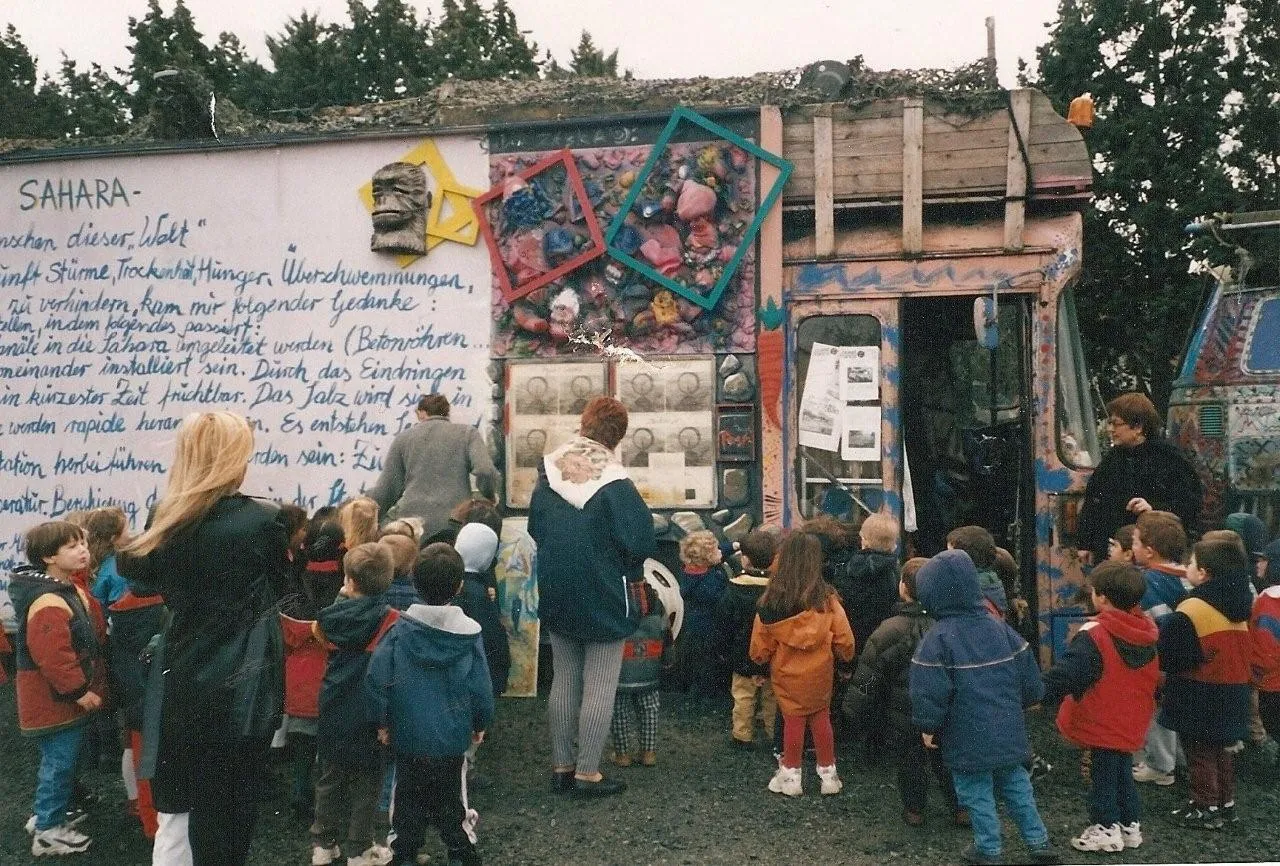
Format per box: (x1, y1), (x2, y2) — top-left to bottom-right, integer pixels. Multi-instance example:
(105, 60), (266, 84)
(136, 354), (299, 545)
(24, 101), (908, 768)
(1043, 561), (1159, 853)
(1249, 552), (1280, 747)
(10, 521), (107, 857)
(281, 610), (326, 824)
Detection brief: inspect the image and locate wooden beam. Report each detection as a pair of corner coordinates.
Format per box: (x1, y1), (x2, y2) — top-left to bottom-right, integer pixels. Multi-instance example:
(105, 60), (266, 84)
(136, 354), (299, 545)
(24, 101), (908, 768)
(1004, 88), (1033, 251)
(901, 97), (924, 256)
(813, 110), (835, 258)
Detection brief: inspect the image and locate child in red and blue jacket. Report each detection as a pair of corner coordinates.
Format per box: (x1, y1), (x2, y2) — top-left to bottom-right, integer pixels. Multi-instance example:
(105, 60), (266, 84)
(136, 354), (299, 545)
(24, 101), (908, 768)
(1158, 535), (1253, 829)
(1043, 561), (1159, 853)
(10, 521), (107, 857)
(1249, 542), (1280, 747)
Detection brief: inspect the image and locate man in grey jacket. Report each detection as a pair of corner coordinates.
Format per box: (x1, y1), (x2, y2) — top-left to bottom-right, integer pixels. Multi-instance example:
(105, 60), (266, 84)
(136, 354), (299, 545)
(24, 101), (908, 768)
(366, 394), (500, 541)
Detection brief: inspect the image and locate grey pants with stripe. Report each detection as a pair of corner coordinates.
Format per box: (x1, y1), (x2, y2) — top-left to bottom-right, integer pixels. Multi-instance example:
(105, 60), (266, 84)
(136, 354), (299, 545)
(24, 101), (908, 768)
(548, 634), (625, 776)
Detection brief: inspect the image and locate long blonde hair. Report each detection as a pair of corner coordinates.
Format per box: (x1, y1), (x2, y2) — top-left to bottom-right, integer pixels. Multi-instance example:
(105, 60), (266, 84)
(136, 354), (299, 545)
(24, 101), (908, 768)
(338, 497), (380, 549)
(126, 412), (254, 556)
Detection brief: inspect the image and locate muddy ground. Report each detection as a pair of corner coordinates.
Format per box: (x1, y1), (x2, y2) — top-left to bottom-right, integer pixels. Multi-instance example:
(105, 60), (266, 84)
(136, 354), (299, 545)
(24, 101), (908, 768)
(2, 679), (1279, 866)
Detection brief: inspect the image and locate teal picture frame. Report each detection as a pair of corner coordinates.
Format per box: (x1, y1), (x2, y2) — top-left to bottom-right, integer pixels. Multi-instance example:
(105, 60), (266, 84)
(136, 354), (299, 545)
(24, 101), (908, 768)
(604, 106), (793, 311)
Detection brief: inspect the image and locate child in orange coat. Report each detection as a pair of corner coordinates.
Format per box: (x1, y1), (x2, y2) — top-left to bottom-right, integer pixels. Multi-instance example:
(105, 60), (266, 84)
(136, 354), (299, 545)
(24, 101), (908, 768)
(750, 531), (855, 797)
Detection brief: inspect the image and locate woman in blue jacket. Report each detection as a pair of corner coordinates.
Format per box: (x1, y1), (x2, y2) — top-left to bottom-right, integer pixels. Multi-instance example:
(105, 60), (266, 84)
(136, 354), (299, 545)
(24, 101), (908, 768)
(529, 397), (656, 799)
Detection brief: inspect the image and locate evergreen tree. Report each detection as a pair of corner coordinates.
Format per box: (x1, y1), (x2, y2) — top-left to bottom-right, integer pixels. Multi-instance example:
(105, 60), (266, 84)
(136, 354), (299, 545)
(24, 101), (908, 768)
(1026, 0), (1246, 407)
(265, 11), (357, 110)
(211, 32), (271, 114)
(569, 30), (618, 77)
(48, 56), (131, 137)
(340, 0), (436, 103)
(435, 0), (539, 81)
(486, 0), (540, 80)
(0, 24), (53, 137)
(126, 0), (216, 115)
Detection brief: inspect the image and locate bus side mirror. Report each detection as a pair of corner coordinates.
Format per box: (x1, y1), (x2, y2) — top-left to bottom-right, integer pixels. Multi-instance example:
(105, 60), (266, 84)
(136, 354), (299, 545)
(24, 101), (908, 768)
(974, 297), (999, 350)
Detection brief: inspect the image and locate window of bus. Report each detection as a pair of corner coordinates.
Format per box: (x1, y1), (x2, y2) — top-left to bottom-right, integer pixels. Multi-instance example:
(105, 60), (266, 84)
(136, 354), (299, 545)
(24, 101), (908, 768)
(1244, 295), (1280, 374)
(794, 314), (883, 519)
(1056, 289), (1101, 468)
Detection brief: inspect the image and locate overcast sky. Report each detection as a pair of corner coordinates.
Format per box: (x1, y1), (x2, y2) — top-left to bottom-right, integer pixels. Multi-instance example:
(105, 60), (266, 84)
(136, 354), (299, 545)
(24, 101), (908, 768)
(5, 0), (1061, 87)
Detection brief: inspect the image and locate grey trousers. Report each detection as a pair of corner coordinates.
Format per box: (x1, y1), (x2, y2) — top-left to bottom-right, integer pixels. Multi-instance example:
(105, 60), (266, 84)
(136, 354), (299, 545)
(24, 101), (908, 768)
(310, 757), (382, 848)
(1135, 717), (1180, 774)
(548, 633), (624, 776)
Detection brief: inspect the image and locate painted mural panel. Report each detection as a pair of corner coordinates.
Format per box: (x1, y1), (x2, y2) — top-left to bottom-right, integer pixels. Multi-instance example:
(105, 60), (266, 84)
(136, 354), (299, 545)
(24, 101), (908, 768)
(486, 122), (759, 358)
(0, 136), (494, 572)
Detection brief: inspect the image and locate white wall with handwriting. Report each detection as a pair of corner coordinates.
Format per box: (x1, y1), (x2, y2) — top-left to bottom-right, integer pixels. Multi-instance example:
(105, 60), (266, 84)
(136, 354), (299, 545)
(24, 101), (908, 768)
(0, 135), (493, 578)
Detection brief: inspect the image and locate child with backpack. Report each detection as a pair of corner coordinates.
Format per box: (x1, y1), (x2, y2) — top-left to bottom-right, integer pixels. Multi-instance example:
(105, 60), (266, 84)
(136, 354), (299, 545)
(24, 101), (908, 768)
(844, 557), (963, 827)
(610, 582), (668, 767)
(311, 542), (399, 866)
(750, 531), (855, 797)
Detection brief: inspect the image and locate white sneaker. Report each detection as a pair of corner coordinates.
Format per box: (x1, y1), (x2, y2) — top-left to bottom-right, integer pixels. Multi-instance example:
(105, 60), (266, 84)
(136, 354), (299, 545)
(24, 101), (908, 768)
(816, 764), (843, 795)
(767, 765), (802, 796)
(1132, 762), (1175, 785)
(1119, 822), (1142, 849)
(311, 843), (341, 866)
(26, 809), (88, 835)
(347, 844), (394, 866)
(31, 823), (91, 857)
(1070, 823), (1124, 852)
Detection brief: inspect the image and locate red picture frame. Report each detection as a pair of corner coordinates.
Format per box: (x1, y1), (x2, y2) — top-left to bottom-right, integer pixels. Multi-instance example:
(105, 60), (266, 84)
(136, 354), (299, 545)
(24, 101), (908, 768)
(472, 149), (606, 304)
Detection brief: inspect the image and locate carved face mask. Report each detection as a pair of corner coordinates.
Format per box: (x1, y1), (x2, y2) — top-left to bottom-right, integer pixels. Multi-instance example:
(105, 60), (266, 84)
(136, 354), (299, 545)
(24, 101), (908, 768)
(370, 162), (430, 254)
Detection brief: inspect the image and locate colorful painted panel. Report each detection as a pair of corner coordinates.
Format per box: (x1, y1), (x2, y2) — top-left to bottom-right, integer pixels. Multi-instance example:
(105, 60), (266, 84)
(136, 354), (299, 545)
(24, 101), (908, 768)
(1229, 403), (1280, 492)
(497, 518), (539, 697)
(605, 107), (792, 311)
(473, 149), (606, 304)
(489, 139), (758, 357)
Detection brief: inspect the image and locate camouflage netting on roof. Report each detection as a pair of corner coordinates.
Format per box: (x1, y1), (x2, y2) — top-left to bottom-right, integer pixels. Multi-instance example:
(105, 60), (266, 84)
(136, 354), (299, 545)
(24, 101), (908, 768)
(0, 56), (1005, 155)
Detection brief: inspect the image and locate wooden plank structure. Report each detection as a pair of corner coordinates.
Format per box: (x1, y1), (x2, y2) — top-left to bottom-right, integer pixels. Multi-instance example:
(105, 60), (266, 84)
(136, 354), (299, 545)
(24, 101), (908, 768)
(781, 88), (1091, 256)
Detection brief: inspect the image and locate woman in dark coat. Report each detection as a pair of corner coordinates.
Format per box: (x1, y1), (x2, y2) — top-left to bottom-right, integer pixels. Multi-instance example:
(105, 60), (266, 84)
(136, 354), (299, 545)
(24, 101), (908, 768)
(528, 397), (656, 798)
(1077, 393), (1202, 564)
(121, 411), (289, 866)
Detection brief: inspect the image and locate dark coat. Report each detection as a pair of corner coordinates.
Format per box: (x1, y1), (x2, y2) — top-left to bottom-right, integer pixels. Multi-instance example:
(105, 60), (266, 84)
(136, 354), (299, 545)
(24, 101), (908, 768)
(383, 576), (421, 612)
(528, 458), (655, 643)
(711, 575), (770, 677)
(1077, 437), (1202, 560)
(107, 589), (168, 732)
(832, 550), (900, 653)
(455, 573), (511, 697)
(909, 550), (1043, 773)
(316, 595), (397, 768)
(118, 494), (289, 812)
(843, 600), (933, 738)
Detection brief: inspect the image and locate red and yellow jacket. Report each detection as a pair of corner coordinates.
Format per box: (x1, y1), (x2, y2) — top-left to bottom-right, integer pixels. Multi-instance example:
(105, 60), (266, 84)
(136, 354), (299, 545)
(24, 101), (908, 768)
(10, 567), (108, 736)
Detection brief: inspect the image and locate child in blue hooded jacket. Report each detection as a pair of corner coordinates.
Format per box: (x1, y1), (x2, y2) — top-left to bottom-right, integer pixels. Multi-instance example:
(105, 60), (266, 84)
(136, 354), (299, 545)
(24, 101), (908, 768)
(367, 543), (494, 866)
(909, 549), (1060, 866)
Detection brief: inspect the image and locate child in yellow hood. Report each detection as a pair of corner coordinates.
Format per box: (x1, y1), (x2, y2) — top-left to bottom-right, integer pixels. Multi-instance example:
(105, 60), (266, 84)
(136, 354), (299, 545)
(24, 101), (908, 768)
(750, 531), (855, 797)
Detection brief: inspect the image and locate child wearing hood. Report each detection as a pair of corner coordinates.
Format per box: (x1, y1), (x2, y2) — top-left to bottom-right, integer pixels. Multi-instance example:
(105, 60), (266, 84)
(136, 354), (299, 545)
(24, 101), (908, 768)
(311, 542), (399, 866)
(1043, 561), (1159, 853)
(712, 530), (779, 750)
(453, 523), (511, 698)
(1250, 536), (1280, 753)
(909, 549), (1060, 866)
(1158, 535), (1253, 830)
(367, 543), (493, 866)
(749, 531), (855, 797)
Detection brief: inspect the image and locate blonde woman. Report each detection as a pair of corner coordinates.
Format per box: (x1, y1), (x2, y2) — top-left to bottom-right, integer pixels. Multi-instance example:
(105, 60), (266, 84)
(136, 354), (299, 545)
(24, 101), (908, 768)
(120, 411), (289, 866)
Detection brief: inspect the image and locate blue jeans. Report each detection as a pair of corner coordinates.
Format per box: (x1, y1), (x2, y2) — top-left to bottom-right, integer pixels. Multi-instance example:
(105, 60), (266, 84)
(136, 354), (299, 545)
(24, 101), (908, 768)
(35, 726), (84, 831)
(951, 764), (1048, 857)
(1090, 748), (1140, 826)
